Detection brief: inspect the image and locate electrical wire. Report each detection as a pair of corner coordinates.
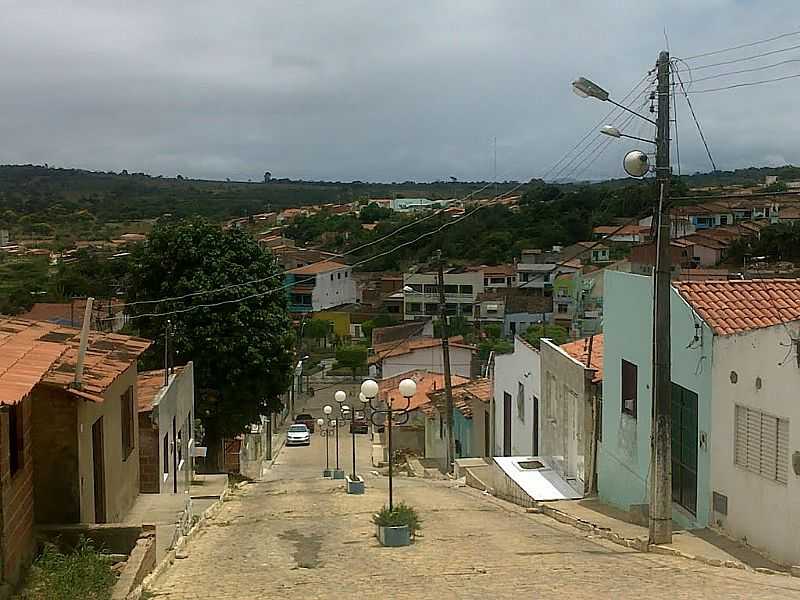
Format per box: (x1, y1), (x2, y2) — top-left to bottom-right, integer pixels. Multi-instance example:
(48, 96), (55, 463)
(687, 72), (800, 94)
(677, 41), (800, 71)
(689, 57), (800, 84)
(680, 29), (800, 61)
(673, 68), (717, 172)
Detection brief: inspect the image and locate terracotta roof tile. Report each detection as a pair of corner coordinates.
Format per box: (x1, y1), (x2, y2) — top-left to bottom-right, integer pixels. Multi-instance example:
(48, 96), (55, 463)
(378, 370), (470, 412)
(675, 279), (800, 336)
(0, 319), (67, 405)
(425, 378), (491, 418)
(370, 336), (476, 364)
(560, 334), (604, 383)
(138, 366), (186, 412)
(287, 260), (348, 275)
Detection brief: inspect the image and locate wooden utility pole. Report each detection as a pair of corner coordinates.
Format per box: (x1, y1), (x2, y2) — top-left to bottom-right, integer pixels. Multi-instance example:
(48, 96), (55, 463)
(650, 49), (673, 545)
(436, 250), (456, 473)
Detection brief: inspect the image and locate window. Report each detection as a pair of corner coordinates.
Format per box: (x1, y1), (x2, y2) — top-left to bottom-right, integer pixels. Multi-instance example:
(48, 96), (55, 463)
(621, 360), (638, 417)
(424, 303), (439, 314)
(459, 285), (473, 295)
(490, 277), (505, 285)
(8, 404), (23, 476)
(517, 382), (525, 421)
(720, 215), (728, 225)
(177, 427), (183, 469)
(407, 302), (422, 314)
(734, 405), (789, 484)
(557, 304), (568, 314)
(445, 303), (458, 315)
(330, 274), (334, 281)
(439, 414), (444, 439)
(484, 278), (490, 286)
(444, 284), (459, 294)
(121, 386), (135, 460)
(460, 303), (473, 315)
(520, 273), (530, 283)
(337, 272), (341, 279)
(423, 284), (438, 294)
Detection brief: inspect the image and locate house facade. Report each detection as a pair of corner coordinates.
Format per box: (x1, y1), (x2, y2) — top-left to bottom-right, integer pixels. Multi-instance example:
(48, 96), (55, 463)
(402, 268), (484, 322)
(540, 335), (603, 495)
(138, 363), (195, 495)
(425, 379), (491, 464)
(492, 336), (541, 457)
(370, 336), (475, 380)
(285, 260), (357, 313)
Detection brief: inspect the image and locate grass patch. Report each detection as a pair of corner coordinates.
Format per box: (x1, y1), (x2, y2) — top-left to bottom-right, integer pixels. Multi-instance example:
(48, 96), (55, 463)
(18, 539), (117, 600)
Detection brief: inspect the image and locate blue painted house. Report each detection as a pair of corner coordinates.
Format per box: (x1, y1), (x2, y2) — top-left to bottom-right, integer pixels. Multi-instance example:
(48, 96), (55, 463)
(599, 270), (713, 529)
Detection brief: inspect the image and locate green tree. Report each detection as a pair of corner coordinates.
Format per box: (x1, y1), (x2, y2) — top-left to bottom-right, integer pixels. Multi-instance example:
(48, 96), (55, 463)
(359, 202), (393, 223)
(360, 312), (395, 343)
(522, 324), (569, 349)
(478, 338), (513, 360)
(125, 218), (293, 460)
(304, 318), (332, 347)
(335, 344), (368, 379)
(434, 315), (471, 338)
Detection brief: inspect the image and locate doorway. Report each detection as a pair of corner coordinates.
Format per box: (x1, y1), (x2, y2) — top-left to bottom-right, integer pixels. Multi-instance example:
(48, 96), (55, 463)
(671, 383), (698, 515)
(91, 418), (106, 523)
(503, 392), (512, 456)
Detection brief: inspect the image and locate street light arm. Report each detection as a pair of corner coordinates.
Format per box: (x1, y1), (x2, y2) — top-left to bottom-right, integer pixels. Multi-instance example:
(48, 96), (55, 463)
(619, 133), (657, 145)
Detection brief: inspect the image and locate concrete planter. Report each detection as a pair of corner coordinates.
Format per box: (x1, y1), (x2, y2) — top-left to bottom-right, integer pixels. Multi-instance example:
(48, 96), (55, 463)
(332, 469), (346, 480)
(376, 524), (411, 547)
(346, 475), (365, 495)
(323, 468), (333, 478)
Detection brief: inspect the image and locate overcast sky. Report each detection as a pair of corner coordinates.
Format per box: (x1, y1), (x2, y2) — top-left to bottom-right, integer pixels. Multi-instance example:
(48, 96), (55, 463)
(1, 1), (799, 183)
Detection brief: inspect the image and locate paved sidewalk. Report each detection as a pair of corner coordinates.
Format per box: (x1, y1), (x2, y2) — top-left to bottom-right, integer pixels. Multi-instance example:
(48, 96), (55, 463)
(548, 497), (788, 573)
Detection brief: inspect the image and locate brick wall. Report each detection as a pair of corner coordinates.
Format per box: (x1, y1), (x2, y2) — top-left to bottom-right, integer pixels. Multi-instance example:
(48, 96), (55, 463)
(31, 386), (80, 524)
(138, 412), (159, 493)
(0, 396), (36, 586)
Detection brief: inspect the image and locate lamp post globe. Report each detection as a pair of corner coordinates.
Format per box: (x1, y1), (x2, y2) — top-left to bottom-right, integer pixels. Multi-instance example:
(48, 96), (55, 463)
(330, 419), (337, 426)
(323, 405), (333, 416)
(316, 418), (324, 428)
(361, 379), (379, 400)
(359, 392), (368, 404)
(398, 378), (417, 399)
(623, 150), (650, 178)
(335, 390), (346, 404)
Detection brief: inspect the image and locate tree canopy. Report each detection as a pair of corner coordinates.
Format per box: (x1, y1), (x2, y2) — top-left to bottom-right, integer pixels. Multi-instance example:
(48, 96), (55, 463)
(125, 218), (293, 447)
(522, 324), (570, 349)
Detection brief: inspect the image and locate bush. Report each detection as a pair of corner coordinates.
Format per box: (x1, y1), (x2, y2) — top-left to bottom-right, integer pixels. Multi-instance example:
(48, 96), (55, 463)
(19, 538), (116, 600)
(372, 502), (421, 535)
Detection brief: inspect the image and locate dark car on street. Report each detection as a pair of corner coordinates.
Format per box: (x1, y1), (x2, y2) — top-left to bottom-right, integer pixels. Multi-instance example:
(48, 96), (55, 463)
(350, 410), (369, 434)
(294, 413), (315, 433)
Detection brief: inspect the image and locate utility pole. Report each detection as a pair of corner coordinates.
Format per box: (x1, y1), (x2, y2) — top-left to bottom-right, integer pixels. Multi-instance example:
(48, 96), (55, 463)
(650, 49), (673, 545)
(436, 250), (455, 473)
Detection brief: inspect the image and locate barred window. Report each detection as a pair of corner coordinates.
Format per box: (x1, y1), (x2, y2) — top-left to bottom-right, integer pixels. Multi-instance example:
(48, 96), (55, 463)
(734, 405), (789, 485)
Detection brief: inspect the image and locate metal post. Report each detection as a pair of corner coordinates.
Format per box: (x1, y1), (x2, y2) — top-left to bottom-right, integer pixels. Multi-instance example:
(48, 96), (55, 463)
(325, 423), (330, 470)
(650, 49), (673, 545)
(351, 422), (357, 480)
(335, 419), (340, 470)
(437, 250), (456, 473)
(387, 402), (393, 511)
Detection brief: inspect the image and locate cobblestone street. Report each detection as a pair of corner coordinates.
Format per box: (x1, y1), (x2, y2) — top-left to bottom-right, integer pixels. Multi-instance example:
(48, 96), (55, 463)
(148, 427), (800, 599)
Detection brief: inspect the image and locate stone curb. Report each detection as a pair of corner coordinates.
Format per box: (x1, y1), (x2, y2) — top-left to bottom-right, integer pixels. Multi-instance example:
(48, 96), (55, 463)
(524, 503), (791, 576)
(126, 480), (243, 600)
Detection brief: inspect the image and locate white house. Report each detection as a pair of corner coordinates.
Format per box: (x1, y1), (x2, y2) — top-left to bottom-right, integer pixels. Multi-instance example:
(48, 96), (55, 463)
(403, 268), (484, 322)
(369, 336), (476, 380)
(285, 260), (357, 313)
(491, 336), (541, 457)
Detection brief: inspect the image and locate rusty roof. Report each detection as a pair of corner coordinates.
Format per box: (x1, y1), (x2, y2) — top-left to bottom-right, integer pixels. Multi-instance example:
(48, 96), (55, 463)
(137, 365), (186, 412)
(560, 334), (604, 383)
(675, 279), (800, 336)
(0, 319), (68, 406)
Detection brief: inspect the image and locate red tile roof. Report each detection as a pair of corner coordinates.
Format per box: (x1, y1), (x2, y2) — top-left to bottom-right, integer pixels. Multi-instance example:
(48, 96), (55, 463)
(137, 365), (187, 412)
(425, 378), (491, 418)
(287, 260), (348, 275)
(0, 319), (67, 406)
(370, 336), (476, 364)
(675, 279), (800, 335)
(560, 334), (604, 383)
(378, 370), (469, 412)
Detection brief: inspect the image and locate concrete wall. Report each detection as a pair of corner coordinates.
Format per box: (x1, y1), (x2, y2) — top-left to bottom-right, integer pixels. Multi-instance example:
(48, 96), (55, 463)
(0, 396), (36, 586)
(312, 267), (357, 311)
(381, 346), (473, 379)
(540, 339), (594, 492)
(710, 325), (800, 566)
(492, 337), (541, 456)
(77, 364), (141, 523)
(152, 363), (194, 495)
(32, 386), (80, 524)
(598, 271), (712, 530)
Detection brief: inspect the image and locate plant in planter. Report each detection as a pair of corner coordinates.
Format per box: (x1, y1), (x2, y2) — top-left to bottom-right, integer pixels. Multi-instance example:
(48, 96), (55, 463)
(372, 503), (420, 547)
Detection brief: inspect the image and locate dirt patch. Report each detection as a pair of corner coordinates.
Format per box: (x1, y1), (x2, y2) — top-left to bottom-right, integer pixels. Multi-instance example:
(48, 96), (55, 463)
(278, 528), (323, 569)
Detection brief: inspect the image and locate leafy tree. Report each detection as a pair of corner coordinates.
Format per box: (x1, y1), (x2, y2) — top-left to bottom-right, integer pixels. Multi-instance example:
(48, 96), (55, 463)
(304, 318), (331, 347)
(522, 324), (569, 349)
(483, 323), (502, 339)
(335, 344), (368, 379)
(478, 338), (513, 360)
(359, 202), (393, 223)
(433, 315), (471, 338)
(125, 218), (293, 461)
(764, 180), (788, 193)
(360, 312), (395, 343)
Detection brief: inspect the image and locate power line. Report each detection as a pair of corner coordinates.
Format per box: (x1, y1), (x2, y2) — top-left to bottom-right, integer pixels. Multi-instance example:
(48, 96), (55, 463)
(687, 72), (800, 94)
(680, 29), (800, 61)
(689, 57), (800, 84)
(678, 41), (800, 71)
(673, 67), (717, 172)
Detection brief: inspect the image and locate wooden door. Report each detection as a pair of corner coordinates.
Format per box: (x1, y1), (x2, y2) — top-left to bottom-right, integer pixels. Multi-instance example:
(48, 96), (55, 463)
(91, 418), (106, 523)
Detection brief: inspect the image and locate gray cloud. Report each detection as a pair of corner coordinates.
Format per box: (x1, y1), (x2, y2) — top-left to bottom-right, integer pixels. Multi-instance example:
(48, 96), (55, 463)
(1, 1), (799, 182)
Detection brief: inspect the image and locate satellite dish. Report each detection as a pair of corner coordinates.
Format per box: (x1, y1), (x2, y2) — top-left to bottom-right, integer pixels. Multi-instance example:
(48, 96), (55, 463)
(623, 150), (649, 178)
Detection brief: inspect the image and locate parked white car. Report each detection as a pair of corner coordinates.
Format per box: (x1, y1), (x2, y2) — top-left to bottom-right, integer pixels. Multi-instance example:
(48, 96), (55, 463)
(286, 423), (311, 446)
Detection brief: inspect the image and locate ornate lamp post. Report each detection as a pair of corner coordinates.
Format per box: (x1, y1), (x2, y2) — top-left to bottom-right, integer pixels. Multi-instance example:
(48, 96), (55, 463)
(361, 377), (415, 511)
(317, 418), (331, 478)
(332, 391), (346, 479)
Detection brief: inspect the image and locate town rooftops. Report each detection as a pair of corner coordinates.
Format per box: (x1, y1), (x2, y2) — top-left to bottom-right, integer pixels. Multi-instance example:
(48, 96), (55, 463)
(287, 260), (348, 275)
(675, 279), (800, 336)
(370, 335), (476, 364)
(560, 334), (604, 383)
(425, 377), (491, 418)
(592, 224), (646, 237)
